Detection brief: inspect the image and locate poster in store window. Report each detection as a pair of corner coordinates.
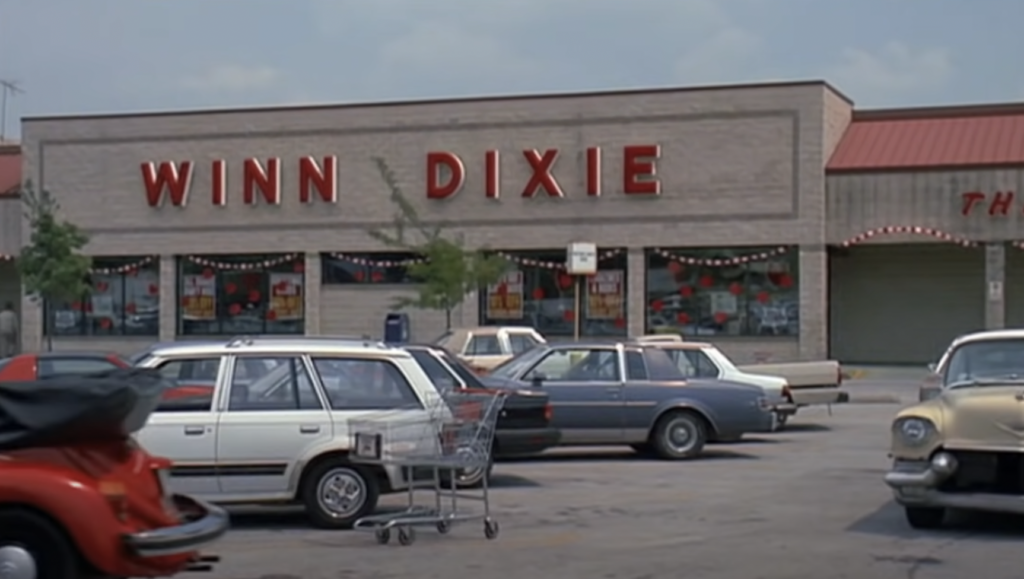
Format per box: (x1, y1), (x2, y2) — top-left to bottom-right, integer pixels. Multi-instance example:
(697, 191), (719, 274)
(181, 275), (217, 320)
(486, 271), (524, 319)
(269, 273), (304, 321)
(586, 270), (624, 320)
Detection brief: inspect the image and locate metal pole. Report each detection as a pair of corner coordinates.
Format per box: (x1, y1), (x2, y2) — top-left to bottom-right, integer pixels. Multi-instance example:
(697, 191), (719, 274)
(573, 275), (582, 340)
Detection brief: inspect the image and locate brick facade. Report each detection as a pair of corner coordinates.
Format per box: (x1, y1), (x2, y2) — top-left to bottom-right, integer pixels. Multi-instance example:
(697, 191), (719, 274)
(18, 81), (851, 363)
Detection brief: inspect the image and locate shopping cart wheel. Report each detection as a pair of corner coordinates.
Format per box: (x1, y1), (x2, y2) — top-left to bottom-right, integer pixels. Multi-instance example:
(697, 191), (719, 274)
(483, 519), (499, 540)
(398, 526), (416, 546)
(436, 520), (451, 534)
(374, 529), (391, 544)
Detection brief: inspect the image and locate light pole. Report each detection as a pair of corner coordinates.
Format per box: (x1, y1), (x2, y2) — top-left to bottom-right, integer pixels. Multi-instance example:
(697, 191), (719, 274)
(0, 79), (24, 141)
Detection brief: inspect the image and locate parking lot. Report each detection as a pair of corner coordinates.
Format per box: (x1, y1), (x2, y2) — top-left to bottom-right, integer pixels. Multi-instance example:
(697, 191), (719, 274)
(205, 379), (1023, 579)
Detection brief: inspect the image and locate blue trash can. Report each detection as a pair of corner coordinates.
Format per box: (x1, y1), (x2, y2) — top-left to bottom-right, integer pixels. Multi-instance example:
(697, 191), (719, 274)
(384, 312), (410, 344)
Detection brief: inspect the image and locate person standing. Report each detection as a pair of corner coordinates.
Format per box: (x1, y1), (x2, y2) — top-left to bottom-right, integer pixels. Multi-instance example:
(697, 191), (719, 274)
(0, 302), (18, 358)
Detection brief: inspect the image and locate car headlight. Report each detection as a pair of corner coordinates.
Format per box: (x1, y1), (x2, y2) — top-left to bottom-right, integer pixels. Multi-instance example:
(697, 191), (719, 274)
(893, 417), (936, 446)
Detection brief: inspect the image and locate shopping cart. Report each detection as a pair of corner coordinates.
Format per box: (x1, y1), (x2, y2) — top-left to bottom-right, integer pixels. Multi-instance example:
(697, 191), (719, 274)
(348, 389), (506, 546)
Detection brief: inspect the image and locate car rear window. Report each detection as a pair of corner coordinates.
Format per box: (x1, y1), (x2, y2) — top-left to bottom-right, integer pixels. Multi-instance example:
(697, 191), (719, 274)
(406, 349), (459, 391)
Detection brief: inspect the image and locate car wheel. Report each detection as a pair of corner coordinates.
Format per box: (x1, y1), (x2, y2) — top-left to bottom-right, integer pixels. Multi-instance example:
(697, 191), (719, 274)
(0, 508), (81, 579)
(301, 459), (380, 529)
(904, 507), (945, 529)
(441, 457), (495, 489)
(651, 411), (706, 459)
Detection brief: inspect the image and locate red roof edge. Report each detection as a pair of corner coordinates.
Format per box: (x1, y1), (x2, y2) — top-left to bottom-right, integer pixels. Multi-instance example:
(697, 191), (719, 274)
(853, 101), (1024, 121)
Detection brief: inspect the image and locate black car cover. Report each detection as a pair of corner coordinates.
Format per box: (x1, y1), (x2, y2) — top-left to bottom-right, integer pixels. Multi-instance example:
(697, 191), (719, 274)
(0, 368), (168, 451)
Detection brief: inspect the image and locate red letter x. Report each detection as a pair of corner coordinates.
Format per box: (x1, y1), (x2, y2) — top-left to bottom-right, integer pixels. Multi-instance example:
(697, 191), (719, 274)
(521, 149), (564, 197)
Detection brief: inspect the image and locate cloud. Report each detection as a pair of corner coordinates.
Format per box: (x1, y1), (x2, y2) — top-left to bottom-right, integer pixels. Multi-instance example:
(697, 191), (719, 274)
(179, 64), (281, 93)
(828, 42), (953, 102)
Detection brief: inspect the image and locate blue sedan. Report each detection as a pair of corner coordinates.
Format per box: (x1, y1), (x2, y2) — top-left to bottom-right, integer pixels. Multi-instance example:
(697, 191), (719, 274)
(482, 341), (775, 459)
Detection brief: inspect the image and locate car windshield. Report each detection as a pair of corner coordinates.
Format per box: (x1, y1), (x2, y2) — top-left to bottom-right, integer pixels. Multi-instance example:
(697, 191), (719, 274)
(434, 349), (488, 388)
(944, 338), (1024, 387)
(489, 347), (544, 380)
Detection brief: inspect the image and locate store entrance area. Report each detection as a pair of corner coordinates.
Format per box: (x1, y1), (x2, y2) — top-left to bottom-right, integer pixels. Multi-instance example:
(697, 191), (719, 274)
(828, 244), (985, 364)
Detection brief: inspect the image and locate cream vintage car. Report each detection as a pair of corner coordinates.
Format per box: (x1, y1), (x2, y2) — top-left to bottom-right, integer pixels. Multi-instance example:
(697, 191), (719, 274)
(885, 329), (1024, 529)
(435, 326), (546, 372)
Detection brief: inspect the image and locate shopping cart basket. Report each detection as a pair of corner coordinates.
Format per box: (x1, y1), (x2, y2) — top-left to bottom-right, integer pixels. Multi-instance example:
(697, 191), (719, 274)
(348, 389), (506, 545)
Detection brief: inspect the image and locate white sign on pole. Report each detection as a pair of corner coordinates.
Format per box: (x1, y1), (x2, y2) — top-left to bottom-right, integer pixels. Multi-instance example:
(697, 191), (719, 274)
(566, 242), (598, 275)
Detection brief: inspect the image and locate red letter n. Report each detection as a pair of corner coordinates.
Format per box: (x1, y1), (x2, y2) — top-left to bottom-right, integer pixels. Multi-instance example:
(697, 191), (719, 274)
(299, 156), (338, 203)
(141, 161), (193, 207)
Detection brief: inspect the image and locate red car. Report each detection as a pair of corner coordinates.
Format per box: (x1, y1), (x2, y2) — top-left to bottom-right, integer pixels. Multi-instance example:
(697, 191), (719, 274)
(0, 352), (131, 381)
(0, 367), (228, 578)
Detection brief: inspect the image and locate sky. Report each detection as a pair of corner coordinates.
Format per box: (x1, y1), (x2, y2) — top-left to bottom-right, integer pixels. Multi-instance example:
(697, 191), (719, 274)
(0, 0), (1020, 139)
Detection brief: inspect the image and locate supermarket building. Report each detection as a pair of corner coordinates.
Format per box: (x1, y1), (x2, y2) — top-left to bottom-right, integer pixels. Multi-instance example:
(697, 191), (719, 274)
(3, 79), (1024, 364)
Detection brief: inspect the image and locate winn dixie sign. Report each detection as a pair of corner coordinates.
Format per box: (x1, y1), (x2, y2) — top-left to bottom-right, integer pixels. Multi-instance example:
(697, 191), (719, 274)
(140, 145), (662, 207)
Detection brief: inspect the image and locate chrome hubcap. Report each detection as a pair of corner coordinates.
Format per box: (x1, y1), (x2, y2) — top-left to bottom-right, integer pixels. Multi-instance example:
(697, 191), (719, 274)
(317, 469), (366, 518)
(0, 546), (36, 579)
(666, 420), (696, 453)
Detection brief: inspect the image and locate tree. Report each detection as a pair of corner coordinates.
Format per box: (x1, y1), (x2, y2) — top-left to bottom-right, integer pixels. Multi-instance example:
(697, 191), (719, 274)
(17, 180), (92, 351)
(368, 158), (508, 330)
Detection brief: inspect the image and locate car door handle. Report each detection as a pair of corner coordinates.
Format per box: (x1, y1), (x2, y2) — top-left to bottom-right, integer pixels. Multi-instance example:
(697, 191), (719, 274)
(183, 425), (206, 436)
(299, 425), (321, 434)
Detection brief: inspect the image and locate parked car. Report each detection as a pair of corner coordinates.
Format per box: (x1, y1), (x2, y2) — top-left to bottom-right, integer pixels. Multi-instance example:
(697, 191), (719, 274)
(0, 368), (227, 578)
(0, 351), (131, 380)
(400, 343), (559, 485)
(885, 329), (1024, 529)
(133, 336), (450, 528)
(635, 335), (847, 407)
(435, 326), (546, 372)
(638, 341), (796, 428)
(481, 342), (774, 459)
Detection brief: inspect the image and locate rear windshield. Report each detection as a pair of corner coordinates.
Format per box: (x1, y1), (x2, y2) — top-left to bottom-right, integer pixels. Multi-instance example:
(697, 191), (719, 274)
(435, 350), (487, 388)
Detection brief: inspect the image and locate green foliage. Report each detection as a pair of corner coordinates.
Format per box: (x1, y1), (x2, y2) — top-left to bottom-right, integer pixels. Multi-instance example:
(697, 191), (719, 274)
(17, 180), (92, 309)
(368, 158), (508, 326)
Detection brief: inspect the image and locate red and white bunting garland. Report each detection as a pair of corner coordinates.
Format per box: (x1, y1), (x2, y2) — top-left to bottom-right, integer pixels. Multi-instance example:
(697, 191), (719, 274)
(91, 256), (157, 275)
(329, 253), (425, 267)
(653, 247), (789, 267)
(495, 248), (625, 270)
(841, 226), (976, 247)
(186, 253), (302, 270)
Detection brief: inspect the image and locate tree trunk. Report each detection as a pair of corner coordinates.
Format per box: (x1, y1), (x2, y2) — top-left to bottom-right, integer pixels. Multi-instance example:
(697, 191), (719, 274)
(44, 298), (54, 352)
(445, 307), (452, 330)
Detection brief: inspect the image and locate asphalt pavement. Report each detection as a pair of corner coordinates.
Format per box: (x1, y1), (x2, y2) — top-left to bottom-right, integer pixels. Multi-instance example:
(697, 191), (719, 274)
(202, 379), (1024, 579)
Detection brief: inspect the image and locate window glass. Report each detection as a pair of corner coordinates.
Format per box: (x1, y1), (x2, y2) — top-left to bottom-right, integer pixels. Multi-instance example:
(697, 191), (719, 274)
(406, 349), (460, 392)
(177, 254), (304, 336)
(624, 351), (649, 380)
(465, 335), (503, 356)
(320, 253), (419, 284)
(478, 249), (628, 337)
(526, 348), (620, 382)
(37, 357), (122, 378)
(508, 333), (539, 354)
(227, 356), (321, 411)
(435, 350), (487, 389)
(644, 247), (798, 336)
(153, 357), (221, 412)
(46, 256), (160, 337)
(311, 357), (422, 410)
(943, 339), (1024, 386)
(668, 350), (719, 378)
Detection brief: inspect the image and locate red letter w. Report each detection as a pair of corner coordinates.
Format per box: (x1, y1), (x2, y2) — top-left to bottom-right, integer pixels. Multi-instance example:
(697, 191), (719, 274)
(141, 161), (193, 207)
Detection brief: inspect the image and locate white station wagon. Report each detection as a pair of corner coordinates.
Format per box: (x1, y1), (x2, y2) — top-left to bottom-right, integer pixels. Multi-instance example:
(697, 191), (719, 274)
(133, 337), (445, 528)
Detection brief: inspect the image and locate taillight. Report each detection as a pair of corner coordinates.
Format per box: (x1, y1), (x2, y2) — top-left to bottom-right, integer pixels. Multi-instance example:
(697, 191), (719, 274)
(544, 403), (553, 422)
(99, 480), (129, 521)
(837, 366), (843, 385)
(781, 385), (793, 402)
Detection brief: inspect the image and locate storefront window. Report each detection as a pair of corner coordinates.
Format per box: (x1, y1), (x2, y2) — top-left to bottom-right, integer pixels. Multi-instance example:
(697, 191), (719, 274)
(321, 252), (420, 284)
(178, 254), (305, 336)
(479, 249), (628, 337)
(645, 247), (799, 336)
(46, 256), (160, 336)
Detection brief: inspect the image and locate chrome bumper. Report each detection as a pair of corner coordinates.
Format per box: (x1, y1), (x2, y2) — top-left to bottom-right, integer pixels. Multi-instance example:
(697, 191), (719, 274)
(124, 494), (230, 558)
(883, 452), (1024, 515)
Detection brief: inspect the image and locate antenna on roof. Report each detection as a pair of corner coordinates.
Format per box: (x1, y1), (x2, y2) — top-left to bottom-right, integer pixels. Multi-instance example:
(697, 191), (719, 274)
(0, 80), (24, 142)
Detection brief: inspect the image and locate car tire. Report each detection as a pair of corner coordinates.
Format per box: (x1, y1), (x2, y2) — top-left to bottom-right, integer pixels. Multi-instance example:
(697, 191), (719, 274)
(651, 411), (706, 460)
(904, 506), (945, 529)
(301, 459), (380, 529)
(0, 508), (81, 579)
(441, 456), (494, 489)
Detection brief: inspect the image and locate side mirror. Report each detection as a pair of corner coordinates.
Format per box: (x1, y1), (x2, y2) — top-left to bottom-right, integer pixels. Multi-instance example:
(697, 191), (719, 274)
(927, 362), (937, 372)
(530, 373), (546, 387)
